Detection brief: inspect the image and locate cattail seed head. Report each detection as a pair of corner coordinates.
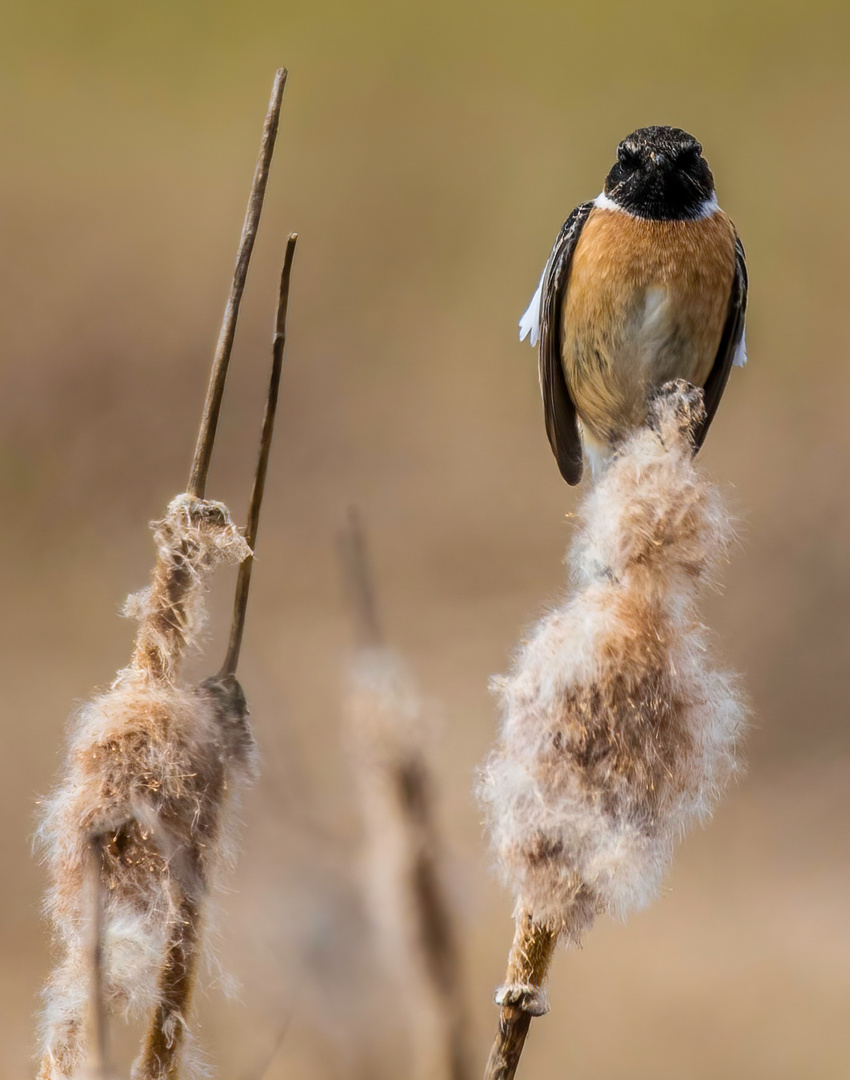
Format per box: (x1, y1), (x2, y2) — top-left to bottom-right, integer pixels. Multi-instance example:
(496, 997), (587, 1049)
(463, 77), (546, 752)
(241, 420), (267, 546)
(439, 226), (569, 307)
(37, 496), (257, 1078)
(478, 382), (747, 941)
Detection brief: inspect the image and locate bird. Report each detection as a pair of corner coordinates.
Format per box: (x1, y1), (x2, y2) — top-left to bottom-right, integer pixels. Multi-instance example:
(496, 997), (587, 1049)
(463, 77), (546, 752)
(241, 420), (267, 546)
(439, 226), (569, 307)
(519, 125), (748, 485)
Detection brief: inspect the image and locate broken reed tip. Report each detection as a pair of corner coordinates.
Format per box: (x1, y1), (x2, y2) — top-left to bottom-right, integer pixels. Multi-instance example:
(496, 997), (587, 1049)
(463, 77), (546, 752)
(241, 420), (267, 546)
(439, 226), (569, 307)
(274, 232), (298, 349)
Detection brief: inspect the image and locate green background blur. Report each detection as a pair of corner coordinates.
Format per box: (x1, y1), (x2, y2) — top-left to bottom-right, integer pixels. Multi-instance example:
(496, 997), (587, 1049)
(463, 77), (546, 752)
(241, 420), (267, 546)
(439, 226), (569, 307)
(2, 2), (849, 1077)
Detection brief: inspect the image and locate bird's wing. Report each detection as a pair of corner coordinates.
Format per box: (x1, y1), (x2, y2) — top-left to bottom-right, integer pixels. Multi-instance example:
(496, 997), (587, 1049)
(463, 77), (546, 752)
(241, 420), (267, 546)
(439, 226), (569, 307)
(534, 201), (594, 485)
(695, 232), (748, 448)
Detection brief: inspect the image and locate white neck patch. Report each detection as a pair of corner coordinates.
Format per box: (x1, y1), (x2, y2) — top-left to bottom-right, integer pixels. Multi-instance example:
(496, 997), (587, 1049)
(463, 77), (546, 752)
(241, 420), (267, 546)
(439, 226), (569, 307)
(593, 190), (719, 220)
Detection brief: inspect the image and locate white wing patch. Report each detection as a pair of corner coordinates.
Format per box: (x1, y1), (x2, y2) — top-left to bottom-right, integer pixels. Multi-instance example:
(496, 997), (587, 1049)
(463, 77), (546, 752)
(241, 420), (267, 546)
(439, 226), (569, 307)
(519, 268), (546, 346)
(733, 327), (748, 367)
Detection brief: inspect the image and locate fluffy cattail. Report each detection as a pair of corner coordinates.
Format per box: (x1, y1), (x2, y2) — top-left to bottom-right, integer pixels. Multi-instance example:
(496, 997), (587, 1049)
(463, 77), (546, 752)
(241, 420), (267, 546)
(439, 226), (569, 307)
(340, 512), (470, 1080)
(478, 381), (748, 1078)
(37, 496), (257, 1080)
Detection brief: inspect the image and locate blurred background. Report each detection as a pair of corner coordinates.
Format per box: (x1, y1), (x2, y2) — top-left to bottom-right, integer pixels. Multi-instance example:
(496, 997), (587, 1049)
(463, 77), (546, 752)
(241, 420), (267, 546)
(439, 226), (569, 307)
(2, 1), (849, 1077)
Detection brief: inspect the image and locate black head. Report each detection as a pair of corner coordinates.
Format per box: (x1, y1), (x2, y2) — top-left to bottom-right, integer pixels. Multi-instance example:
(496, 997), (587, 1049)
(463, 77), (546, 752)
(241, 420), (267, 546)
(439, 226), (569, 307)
(603, 126), (715, 220)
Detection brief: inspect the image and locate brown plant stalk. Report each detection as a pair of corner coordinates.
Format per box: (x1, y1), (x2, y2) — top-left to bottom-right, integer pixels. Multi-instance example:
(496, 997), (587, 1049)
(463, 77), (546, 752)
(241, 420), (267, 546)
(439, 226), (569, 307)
(479, 382), (748, 1079)
(340, 510), (471, 1080)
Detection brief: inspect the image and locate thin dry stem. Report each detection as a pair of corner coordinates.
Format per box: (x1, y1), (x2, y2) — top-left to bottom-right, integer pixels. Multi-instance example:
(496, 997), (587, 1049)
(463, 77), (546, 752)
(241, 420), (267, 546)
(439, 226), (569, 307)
(187, 68), (287, 499)
(221, 232), (298, 678)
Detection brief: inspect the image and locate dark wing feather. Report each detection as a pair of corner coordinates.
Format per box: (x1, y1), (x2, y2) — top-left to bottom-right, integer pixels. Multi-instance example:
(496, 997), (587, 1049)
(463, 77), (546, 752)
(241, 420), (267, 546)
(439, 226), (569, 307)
(538, 202), (594, 485)
(695, 232), (748, 449)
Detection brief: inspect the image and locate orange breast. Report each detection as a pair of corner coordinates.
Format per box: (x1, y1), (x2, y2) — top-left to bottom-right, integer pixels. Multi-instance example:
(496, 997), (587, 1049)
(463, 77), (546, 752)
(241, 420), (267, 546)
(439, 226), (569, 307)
(562, 206), (736, 448)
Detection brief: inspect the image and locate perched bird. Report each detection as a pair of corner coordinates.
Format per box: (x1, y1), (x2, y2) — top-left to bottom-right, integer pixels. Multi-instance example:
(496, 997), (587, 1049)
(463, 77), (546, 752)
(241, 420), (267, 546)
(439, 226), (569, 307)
(520, 125), (748, 485)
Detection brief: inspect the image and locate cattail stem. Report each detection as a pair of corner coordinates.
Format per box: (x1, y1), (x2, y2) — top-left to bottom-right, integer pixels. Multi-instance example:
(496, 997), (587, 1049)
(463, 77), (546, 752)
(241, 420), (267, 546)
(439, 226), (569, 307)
(220, 233), (297, 678)
(187, 68), (287, 499)
(135, 894), (202, 1080)
(84, 836), (111, 1080)
(483, 911), (558, 1080)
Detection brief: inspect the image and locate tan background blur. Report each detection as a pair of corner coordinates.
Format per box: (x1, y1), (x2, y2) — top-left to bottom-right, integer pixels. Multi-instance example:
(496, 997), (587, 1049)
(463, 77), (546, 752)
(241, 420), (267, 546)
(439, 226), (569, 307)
(2, 1), (850, 1077)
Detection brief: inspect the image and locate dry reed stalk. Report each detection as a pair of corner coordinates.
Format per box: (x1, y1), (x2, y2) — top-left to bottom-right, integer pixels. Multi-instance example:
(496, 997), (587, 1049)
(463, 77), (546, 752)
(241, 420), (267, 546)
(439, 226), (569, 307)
(37, 75), (295, 1079)
(478, 381), (748, 1079)
(340, 510), (470, 1080)
(220, 233), (297, 680)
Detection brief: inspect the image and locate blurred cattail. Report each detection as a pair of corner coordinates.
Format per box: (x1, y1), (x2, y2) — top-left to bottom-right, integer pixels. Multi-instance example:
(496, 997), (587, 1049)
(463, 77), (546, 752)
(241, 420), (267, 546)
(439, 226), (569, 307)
(478, 381), (748, 1079)
(37, 497), (256, 1080)
(340, 510), (470, 1080)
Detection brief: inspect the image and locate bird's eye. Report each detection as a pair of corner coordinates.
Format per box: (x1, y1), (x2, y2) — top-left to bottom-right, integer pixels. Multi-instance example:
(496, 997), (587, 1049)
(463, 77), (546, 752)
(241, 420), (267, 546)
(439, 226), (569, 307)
(617, 145), (639, 169)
